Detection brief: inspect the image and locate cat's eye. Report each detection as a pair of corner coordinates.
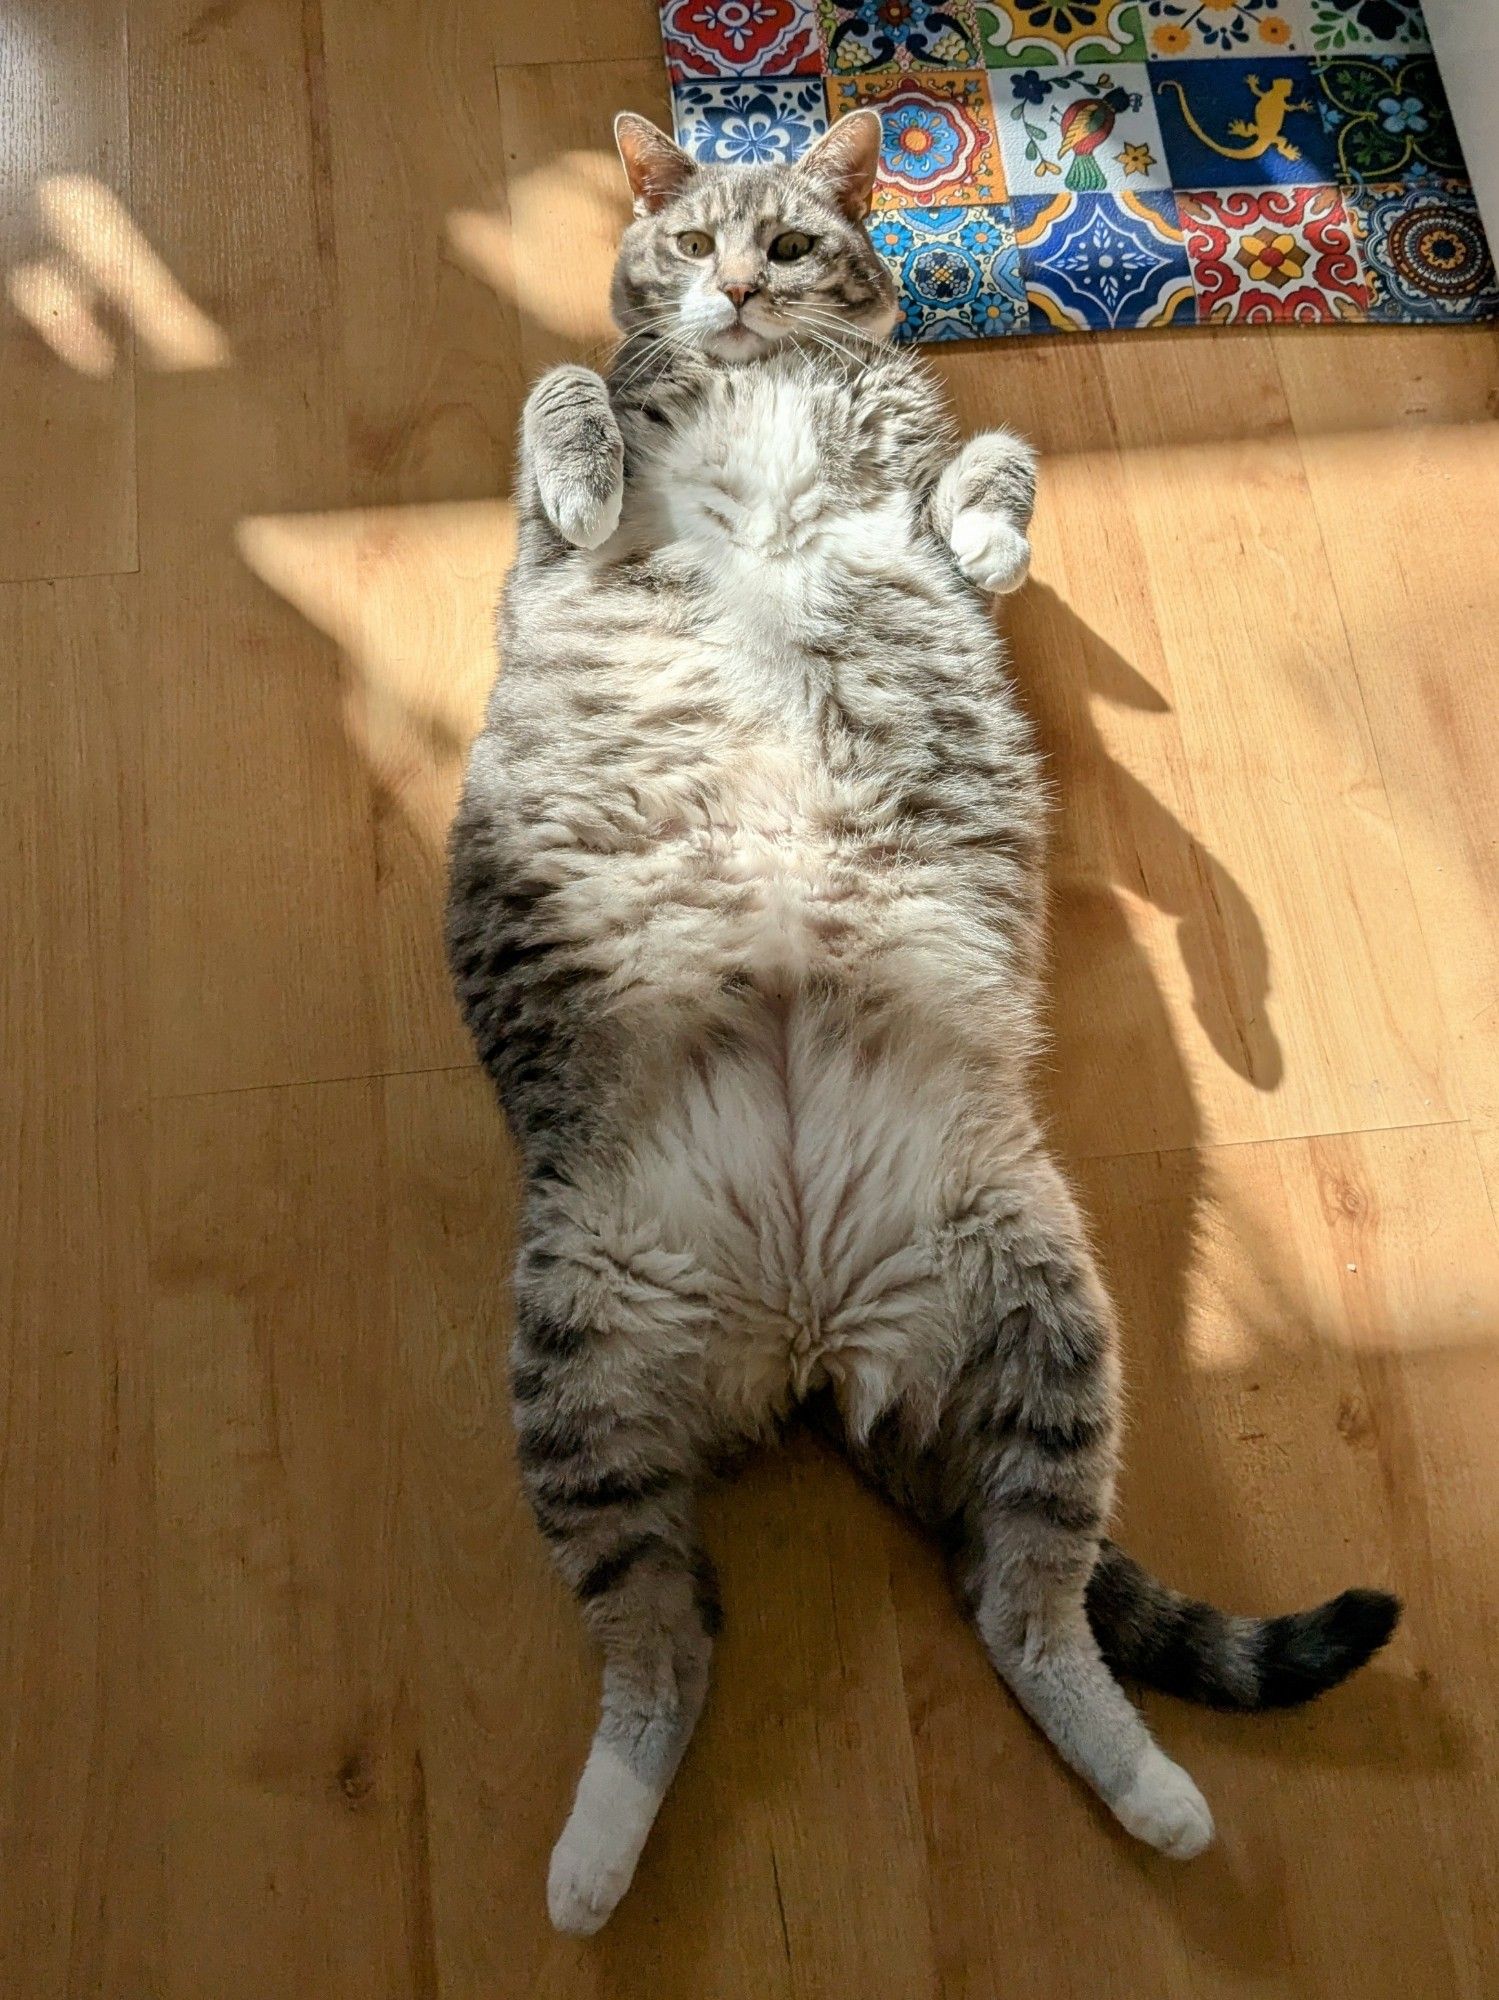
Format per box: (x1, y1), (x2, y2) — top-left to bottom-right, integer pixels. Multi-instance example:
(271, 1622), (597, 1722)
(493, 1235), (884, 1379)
(769, 231), (814, 263)
(674, 229), (714, 259)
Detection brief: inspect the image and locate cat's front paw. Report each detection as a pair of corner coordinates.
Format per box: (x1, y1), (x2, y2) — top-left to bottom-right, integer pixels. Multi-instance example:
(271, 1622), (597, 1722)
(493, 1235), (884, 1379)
(949, 507), (1031, 596)
(525, 365), (625, 550)
(540, 465), (624, 551)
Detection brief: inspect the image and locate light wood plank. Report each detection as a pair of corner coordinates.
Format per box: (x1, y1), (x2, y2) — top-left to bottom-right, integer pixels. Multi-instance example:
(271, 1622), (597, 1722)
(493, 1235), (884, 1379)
(127, 0), (384, 1098)
(151, 1078), (417, 2000)
(0, 3), (136, 579)
(322, 0), (523, 510)
(1013, 329), (1453, 1156)
(234, 499), (512, 1078)
(0, 575), (155, 1995)
(1275, 325), (1499, 1210)
(492, 0), (663, 72)
(491, 59), (670, 377)
(313, 0), (524, 1074)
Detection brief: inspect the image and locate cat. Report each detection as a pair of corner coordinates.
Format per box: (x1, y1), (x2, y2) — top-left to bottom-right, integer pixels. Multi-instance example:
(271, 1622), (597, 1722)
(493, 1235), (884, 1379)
(446, 108), (1399, 1936)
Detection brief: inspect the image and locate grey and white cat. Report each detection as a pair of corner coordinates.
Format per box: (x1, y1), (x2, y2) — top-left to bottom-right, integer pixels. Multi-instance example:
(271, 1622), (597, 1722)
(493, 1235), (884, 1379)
(447, 110), (1399, 1936)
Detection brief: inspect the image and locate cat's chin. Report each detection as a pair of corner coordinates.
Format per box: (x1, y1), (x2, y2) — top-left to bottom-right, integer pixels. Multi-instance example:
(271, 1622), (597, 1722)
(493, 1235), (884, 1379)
(703, 323), (773, 362)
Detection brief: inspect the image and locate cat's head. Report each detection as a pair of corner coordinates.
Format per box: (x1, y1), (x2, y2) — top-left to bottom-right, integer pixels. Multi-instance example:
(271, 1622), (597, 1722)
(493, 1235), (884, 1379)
(610, 110), (898, 362)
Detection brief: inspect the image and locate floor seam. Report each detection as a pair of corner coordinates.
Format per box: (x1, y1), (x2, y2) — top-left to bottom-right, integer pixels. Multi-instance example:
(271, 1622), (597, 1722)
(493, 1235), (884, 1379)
(154, 1059), (475, 1104)
(1069, 1111), (1466, 1168)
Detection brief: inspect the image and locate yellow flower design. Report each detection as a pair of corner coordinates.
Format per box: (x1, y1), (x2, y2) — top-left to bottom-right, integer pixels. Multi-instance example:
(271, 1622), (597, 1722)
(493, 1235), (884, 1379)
(1118, 141), (1157, 176)
(1152, 23), (1190, 53)
(1259, 15), (1292, 41)
(1235, 227), (1307, 286)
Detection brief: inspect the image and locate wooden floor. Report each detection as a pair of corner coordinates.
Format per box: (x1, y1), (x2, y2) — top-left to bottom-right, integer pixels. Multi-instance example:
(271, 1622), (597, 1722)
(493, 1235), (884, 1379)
(4, 3), (1498, 1994)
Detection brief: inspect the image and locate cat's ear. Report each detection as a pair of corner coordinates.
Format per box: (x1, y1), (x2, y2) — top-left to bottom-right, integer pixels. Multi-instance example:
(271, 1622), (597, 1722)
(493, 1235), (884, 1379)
(614, 113), (698, 217)
(797, 110), (884, 222)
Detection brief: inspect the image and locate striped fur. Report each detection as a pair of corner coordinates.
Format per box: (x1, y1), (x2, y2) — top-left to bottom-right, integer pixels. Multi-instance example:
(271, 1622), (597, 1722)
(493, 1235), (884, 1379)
(1087, 1544), (1400, 1711)
(447, 114), (1399, 1934)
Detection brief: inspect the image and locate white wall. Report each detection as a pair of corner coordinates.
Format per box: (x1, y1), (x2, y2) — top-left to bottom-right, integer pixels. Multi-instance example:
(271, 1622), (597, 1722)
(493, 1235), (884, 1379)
(1425, 0), (1499, 237)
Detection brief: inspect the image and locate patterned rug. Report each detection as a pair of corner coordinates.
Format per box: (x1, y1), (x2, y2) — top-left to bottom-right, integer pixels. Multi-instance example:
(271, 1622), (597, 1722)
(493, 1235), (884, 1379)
(658, 0), (1499, 337)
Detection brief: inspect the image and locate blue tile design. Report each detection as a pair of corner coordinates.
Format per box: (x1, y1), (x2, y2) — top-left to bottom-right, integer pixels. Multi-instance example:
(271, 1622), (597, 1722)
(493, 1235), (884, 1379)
(1013, 187), (1194, 327)
(1149, 60), (1334, 188)
(1347, 179), (1499, 320)
(869, 204), (1030, 339)
(1313, 51), (1463, 185)
(671, 77), (829, 163)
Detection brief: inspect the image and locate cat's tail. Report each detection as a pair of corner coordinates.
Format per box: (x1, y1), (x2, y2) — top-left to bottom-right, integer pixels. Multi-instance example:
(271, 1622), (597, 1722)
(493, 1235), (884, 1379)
(1085, 1539), (1400, 1712)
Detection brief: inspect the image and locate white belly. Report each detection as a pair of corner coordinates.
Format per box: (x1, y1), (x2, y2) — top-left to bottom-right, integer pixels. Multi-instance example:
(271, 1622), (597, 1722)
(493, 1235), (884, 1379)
(637, 997), (963, 1437)
(629, 369), (921, 659)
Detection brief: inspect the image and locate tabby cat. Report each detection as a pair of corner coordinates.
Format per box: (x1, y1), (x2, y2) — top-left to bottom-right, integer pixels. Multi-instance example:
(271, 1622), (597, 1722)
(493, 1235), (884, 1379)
(447, 110), (1399, 1935)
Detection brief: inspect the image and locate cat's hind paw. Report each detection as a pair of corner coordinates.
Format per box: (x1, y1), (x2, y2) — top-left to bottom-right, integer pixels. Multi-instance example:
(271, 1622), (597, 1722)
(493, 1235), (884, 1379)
(547, 1826), (635, 1936)
(949, 508), (1031, 596)
(1111, 1745), (1215, 1860)
(545, 1745), (660, 1935)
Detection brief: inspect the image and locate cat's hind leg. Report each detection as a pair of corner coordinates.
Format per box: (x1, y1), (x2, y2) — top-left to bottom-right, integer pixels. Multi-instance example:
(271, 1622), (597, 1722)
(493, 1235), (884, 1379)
(931, 428), (1037, 597)
(511, 1285), (719, 1934)
(845, 1157), (1215, 1858)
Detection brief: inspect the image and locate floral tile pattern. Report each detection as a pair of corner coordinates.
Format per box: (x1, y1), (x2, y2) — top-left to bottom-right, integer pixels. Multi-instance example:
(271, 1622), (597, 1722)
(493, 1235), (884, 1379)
(995, 63), (1171, 196)
(870, 203), (1029, 335)
(663, 0), (822, 80)
(828, 68), (1007, 204)
(1141, 0), (1305, 61)
(1014, 188), (1194, 326)
(1346, 179), (1499, 320)
(674, 78), (829, 162)
(820, 0), (983, 73)
(1314, 52), (1463, 185)
(659, 0), (1495, 337)
(1304, 0), (1428, 56)
(1177, 183), (1369, 319)
(979, 0), (1146, 68)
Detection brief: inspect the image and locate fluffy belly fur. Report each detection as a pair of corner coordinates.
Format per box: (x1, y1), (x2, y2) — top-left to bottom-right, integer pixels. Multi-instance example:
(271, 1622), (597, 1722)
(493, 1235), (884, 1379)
(629, 993), (966, 1435)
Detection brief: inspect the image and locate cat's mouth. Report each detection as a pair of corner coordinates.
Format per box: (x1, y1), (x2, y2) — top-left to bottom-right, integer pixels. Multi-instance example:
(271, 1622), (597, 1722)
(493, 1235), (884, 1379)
(705, 319), (771, 361)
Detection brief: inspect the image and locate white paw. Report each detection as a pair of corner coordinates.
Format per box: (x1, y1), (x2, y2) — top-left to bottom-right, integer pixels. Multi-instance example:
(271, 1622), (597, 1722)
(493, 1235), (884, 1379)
(548, 474), (624, 551)
(547, 1825), (636, 1936)
(546, 1746), (659, 1935)
(1112, 1744), (1215, 1860)
(950, 507), (1031, 595)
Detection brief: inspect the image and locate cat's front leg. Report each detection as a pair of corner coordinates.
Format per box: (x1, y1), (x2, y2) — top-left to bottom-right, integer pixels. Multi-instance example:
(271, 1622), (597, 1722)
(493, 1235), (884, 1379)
(931, 428), (1037, 597)
(522, 364), (625, 550)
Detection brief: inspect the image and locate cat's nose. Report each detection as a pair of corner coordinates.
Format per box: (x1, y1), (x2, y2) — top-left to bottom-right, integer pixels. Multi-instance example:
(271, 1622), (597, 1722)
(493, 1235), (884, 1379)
(719, 280), (759, 308)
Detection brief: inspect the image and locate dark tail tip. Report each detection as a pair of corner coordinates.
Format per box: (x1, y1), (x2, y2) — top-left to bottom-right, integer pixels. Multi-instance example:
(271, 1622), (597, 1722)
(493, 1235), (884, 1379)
(1258, 1588), (1402, 1709)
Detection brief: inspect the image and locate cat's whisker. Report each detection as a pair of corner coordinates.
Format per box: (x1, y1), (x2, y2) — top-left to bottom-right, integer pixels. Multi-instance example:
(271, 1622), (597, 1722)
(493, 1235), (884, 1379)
(609, 309), (685, 355)
(607, 330), (679, 398)
(608, 320), (679, 370)
(790, 312), (866, 384)
(792, 302), (875, 357)
(800, 302), (879, 348)
(610, 342), (681, 401)
(610, 312), (694, 380)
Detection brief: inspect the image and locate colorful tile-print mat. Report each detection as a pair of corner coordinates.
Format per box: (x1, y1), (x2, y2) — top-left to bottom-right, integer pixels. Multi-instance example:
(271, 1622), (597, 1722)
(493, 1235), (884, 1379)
(660, 0), (1499, 337)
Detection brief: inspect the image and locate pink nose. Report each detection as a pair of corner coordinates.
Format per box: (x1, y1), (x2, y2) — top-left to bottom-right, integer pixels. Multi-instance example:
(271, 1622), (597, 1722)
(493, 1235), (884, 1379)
(720, 281), (757, 308)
